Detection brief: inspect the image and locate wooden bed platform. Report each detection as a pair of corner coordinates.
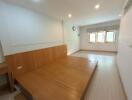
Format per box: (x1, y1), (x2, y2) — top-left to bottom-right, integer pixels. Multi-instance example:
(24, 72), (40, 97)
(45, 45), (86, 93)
(6, 45), (97, 100)
(16, 56), (97, 100)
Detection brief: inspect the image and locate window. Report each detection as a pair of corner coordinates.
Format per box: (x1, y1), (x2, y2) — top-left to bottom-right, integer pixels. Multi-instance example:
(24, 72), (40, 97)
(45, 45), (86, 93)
(97, 31), (105, 43)
(89, 30), (116, 43)
(90, 33), (96, 43)
(106, 31), (115, 42)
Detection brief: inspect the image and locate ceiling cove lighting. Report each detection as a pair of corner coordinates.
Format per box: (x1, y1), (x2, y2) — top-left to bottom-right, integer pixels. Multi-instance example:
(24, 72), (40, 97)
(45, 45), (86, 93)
(68, 14), (72, 18)
(95, 4), (100, 9)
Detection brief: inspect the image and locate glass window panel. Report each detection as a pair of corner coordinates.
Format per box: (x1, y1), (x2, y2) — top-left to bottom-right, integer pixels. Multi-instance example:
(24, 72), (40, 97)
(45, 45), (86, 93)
(90, 33), (96, 43)
(106, 31), (115, 42)
(97, 31), (105, 43)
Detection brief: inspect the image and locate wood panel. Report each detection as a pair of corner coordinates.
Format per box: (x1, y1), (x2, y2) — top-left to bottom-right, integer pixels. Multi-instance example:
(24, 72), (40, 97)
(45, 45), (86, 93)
(15, 93), (27, 100)
(0, 63), (14, 91)
(16, 56), (97, 100)
(6, 45), (67, 78)
(5, 45), (97, 100)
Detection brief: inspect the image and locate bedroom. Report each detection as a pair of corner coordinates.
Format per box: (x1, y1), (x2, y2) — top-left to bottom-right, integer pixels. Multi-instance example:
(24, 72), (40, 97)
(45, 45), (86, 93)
(0, 0), (132, 100)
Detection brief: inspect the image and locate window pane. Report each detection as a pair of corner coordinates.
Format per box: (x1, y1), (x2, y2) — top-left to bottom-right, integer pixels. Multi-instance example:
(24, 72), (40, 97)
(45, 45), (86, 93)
(106, 32), (115, 42)
(90, 33), (96, 42)
(97, 31), (105, 43)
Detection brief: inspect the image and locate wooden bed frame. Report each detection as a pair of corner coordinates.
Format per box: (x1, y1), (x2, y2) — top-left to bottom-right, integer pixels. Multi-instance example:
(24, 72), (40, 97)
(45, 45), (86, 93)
(6, 45), (97, 100)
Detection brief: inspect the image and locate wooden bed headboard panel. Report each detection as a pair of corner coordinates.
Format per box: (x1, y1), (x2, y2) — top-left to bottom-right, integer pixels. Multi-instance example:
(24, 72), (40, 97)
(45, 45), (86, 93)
(6, 45), (67, 77)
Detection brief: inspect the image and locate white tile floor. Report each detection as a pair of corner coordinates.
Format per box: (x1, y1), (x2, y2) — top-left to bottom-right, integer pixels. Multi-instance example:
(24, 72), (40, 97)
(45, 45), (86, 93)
(0, 51), (126, 100)
(71, 51), (126, 100)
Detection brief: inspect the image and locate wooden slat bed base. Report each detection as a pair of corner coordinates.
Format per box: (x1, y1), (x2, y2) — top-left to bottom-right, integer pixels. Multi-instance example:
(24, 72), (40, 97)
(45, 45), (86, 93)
(16, 56), (97, 100)
(5, 45), (97, 100)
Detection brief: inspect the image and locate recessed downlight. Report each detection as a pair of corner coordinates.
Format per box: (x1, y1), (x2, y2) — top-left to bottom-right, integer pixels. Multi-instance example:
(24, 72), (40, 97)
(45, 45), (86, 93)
(95, 4), (100, 9)
(119, 14), (122, 17)
(68, 14), (72, 18)
(32, 0), (40, 3)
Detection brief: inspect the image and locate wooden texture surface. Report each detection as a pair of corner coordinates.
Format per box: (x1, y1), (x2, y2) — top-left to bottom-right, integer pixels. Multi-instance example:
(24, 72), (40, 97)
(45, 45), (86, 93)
(5, 45), (97, 100)
(0, 63), (8, 75)
(0, 51), (126, 100)
(15, 93), (27, 100)
(0, 63), (13, 91)
(6, 45), (67, 78)
(16, 56), (97, 100)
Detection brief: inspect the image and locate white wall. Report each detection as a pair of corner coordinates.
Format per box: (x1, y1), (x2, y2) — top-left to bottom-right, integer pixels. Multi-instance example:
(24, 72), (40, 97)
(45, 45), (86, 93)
(0, 2), (80, 85)
(117, 6), (132, 100)
(63, 21), (80, 55)
(0, 2), (63, 55)
(80, 20), (120, 52)
(0, 2), (81, 86)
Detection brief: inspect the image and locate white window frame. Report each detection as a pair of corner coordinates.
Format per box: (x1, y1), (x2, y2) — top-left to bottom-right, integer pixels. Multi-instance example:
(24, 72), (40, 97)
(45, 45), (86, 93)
(106, 31), (116, 43)
(89, 30), (116, 43)
(89, 32), (97, 43)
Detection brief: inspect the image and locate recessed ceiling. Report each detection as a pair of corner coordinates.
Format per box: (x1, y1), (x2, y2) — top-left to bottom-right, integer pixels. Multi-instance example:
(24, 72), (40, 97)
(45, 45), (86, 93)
(3, 0), (126, 26)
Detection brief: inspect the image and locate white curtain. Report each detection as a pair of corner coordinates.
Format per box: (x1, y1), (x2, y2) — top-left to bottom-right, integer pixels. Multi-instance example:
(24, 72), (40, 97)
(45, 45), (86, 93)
(0, 41), (5, 63)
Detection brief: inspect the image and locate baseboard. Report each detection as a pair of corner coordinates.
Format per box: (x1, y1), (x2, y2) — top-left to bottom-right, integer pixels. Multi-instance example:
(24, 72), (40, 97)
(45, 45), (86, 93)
(68, 49), (80, 55)
(80, 49), (118, 53)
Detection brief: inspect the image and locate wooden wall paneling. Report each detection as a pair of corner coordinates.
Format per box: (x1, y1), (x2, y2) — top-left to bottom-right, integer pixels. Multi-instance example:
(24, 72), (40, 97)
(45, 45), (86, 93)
(23, 51), (37, 72)
(61, 45), (67, 57)
(33, 48), (53, 68)
(6, 55), (16, 90)
(6, 53), (36, 77)
(13, 53), (28, 76)
(52, 45), (67, 60)
(5, 45), (67, 78)
(6, 55), (15, 73)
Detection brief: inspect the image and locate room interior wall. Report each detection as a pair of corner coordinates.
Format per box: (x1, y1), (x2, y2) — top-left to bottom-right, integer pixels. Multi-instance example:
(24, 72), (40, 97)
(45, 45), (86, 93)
(63, 21), (80, 55)
(117, 5), (132, 100)
(0, 2), (81, 85)
(0, 1), (64, 86)
(0, 1), (80, 56)
(0, 1), (64, 56)
(80, 20), (120, 52)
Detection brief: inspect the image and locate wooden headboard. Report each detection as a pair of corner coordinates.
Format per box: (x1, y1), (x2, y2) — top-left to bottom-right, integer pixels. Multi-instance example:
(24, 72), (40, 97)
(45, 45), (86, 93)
(6, 45), (67, 78)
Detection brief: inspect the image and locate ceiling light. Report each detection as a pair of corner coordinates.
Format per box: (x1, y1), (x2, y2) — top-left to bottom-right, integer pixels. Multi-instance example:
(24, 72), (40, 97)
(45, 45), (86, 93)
(95, 4), (100, 9)
(68, 14), (72, 18)
(119, 14), (122, 17)
(32, 0), (40, 3)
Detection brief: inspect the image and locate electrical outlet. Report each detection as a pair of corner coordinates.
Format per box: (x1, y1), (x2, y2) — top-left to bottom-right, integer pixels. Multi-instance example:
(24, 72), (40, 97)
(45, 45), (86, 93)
(17, 66), (23, 70)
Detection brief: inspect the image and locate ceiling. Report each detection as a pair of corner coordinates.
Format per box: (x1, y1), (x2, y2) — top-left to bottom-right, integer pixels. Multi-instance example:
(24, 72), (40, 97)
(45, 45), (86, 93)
(3, 0), (126, 26)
